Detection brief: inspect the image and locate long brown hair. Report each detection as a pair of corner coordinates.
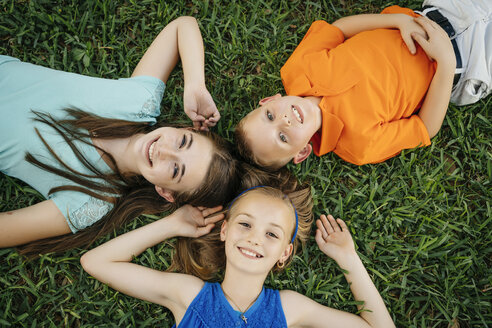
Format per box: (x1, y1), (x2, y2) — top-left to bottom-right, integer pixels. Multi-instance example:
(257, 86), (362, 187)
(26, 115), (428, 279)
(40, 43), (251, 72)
(169, 167), (313, 280)
(18, 109), (240, 257)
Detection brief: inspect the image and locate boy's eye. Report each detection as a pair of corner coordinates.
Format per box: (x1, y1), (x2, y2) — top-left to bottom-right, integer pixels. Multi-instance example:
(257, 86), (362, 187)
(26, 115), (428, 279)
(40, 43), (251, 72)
(266, 111), (274, 121)
(267, 232), (278, 239)
(179, 135), (187, 149)
(172, 163), (179, 178)
(279, 132), (287, 143)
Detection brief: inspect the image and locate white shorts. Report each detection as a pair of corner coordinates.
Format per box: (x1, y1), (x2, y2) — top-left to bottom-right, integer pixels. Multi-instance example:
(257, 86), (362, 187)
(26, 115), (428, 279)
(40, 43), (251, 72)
(423, 0), (492, 105)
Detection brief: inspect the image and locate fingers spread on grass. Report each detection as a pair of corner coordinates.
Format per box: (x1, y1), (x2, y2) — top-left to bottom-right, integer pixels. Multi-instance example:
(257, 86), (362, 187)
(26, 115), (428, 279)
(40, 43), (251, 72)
(327, 215), (341, 232)
(315, 228), (325, 246)
(316, 218), (328, 239)
(337, 218), (348, 232)
(320, 214), (334, 234)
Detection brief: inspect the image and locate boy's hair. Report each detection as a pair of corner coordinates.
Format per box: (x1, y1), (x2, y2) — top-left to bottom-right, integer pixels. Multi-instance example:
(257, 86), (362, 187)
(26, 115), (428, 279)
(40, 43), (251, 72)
(18, 109), (241, 257)
(169, 166), (313, 280)
(235, 117), (287, 171)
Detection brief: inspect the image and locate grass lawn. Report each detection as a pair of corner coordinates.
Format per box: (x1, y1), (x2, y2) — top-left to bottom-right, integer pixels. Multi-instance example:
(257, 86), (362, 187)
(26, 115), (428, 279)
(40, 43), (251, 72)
(1, 0), (490, 327)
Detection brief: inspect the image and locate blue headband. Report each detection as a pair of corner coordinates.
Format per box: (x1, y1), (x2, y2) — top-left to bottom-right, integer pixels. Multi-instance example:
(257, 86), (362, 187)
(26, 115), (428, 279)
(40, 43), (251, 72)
(228, 185), (299, 244)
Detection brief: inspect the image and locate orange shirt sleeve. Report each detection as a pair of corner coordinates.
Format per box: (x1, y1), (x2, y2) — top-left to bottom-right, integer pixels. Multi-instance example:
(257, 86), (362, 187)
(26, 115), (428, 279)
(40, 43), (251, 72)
(281, 21), (359, 97)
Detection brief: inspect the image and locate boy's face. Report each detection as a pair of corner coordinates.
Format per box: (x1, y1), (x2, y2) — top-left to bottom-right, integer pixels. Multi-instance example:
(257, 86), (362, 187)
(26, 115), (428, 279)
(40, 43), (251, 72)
(240, 94), (322, 167)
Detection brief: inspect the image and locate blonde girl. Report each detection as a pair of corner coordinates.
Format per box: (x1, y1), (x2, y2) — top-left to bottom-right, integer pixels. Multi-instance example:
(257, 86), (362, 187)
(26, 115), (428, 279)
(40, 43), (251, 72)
(82, 186), (394, 327)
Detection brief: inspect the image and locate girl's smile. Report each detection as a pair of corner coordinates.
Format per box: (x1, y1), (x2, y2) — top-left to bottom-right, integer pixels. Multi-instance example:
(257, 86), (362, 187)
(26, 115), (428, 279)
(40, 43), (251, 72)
(132, 127), (213, 195)
(238, 246), (264, 259)
(221, 190), (295, 274)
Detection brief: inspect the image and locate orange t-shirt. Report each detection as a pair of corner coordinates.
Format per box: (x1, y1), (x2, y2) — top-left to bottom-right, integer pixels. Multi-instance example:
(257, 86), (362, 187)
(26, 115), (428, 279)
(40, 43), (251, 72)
(280, 6), (435, 165)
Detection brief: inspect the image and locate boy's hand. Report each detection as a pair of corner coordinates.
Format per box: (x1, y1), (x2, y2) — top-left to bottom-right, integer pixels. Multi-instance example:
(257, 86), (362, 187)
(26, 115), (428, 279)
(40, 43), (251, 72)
(412, 16), (456, 68)
(170, 205), (223, 238)
(184, 84), (220, 131)
(315, 215), (356, 262)
(395, 14), (427, 55)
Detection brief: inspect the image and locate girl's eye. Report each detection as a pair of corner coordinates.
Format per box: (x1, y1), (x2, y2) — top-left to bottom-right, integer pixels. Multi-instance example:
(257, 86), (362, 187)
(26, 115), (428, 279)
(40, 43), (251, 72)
(172, 163), (179, 178)
(279, 132), (287, 143)
(266, 111), (274, 121)
(239, 222), (251, 228)
(267, 232), (278, 239)
(179, 135), (187, 149)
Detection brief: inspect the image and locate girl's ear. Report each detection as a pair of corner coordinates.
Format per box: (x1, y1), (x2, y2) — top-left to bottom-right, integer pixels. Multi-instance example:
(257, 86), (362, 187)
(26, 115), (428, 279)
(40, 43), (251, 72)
(220, 220), (228, 242)
(279, 243), (294, 264)
(155, 186), (175, 202)
(258, 93), (282, 106)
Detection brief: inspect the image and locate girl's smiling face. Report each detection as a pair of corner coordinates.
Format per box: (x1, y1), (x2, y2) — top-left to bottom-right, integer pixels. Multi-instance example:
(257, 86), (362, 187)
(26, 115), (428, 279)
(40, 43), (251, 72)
(220, 190), (295, 275)
(133, 127), (213, 200)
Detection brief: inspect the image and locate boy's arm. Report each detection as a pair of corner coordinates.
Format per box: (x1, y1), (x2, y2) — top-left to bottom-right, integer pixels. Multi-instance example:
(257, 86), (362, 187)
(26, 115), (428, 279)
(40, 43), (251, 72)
(332, 13), (425, 54)
(80, 205), (223, 312)
(132, 17), (219, 130)
(283, 215), (395, 328)
(413, 16), (456, 138)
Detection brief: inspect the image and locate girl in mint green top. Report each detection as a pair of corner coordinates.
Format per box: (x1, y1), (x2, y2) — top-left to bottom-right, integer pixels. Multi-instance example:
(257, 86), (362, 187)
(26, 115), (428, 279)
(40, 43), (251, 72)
(0, 17), (239, 256)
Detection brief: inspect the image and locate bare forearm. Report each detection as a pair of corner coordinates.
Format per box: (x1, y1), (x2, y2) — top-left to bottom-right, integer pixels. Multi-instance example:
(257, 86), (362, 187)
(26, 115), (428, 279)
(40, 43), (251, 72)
(332, 14), (403, 38)
(0, 201), (70, 247)
(177, 16), (205, 86)
(336, 253), (395, 328)
(82, 215), (179, 264)
(418, 63), (454, 138)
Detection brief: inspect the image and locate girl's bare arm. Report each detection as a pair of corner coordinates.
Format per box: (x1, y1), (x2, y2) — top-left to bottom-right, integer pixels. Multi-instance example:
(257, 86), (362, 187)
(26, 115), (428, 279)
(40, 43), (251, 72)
(132, 16), (219, 130)
(80, 205), (223, 318)
(282, 215), (395, 328)
(0, 200), (70, 247)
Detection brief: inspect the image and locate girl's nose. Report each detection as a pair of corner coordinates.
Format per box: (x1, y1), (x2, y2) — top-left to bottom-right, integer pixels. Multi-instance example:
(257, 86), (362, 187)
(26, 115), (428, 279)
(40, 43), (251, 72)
(247, 231), (261, 245)
(156, 143), (177, 159)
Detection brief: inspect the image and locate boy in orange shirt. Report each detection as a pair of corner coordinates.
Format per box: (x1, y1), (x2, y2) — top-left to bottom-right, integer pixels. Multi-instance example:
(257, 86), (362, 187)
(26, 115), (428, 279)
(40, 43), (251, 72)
(235, 3), (491, 169)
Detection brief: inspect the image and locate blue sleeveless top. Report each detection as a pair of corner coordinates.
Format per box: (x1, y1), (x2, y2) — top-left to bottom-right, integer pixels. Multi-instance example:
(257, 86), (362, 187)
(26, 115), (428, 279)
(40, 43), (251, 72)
(173, 282), (288, 328)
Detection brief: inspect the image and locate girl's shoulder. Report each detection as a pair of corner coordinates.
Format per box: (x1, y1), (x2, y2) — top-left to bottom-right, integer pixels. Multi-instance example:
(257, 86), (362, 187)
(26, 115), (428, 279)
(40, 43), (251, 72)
(170, 273), (205, 307)
(279, 289), (320, 327)
(279, 288), (306, 304)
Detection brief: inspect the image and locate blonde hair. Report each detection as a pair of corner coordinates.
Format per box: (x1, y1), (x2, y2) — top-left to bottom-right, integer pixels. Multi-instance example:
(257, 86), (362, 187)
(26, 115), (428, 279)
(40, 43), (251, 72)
(169, 168), (313, 280)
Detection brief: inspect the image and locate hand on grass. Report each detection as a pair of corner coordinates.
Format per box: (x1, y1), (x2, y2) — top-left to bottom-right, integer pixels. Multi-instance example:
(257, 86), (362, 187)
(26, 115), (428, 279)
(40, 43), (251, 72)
(395, 13), (427, 55)
(412, 16), (456, 68)
(315, 215), (356, 262)
(184, 84), (220, 131)
(170, 205), (223, 238)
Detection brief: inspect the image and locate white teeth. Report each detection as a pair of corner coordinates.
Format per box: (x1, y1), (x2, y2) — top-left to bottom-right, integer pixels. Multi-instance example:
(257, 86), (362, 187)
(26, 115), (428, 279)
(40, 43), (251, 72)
(240, 248), (261, 258)
(148, 141), (156, 164)
(292, 106), (302, 123)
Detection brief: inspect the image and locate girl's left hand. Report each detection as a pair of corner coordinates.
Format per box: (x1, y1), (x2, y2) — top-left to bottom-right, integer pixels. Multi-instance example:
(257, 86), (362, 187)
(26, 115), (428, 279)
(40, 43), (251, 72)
(184, 84), (220, 131)
(170, 205), (224, 238)
(315, 215), (356, 262)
